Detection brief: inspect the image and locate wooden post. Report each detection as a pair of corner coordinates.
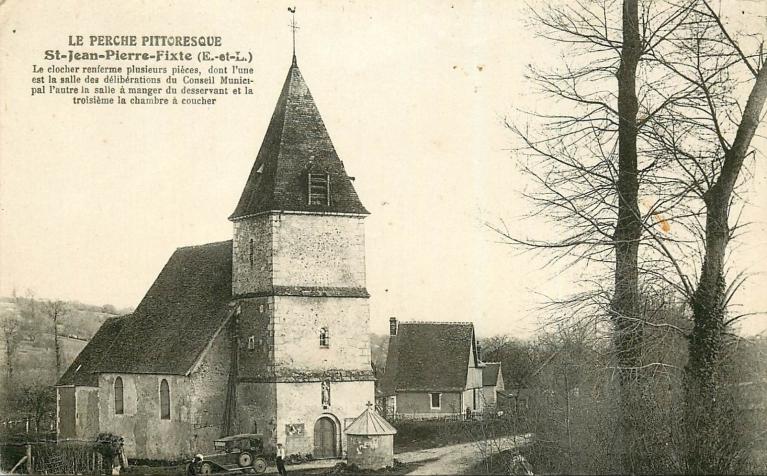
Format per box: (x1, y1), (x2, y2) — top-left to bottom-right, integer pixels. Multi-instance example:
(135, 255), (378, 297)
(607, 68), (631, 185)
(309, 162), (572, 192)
(25, 444), (32, 474)
(96, 452), (103, 475)
(9, 455), (28, 474)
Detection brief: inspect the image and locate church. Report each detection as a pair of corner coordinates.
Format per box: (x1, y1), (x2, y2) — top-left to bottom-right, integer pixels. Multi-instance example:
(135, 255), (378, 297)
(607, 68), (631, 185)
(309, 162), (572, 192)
(56, 52), (375, 460)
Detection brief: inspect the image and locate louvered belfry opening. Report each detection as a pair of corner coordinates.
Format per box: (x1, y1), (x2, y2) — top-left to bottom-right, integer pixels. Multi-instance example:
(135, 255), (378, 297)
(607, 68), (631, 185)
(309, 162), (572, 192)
(308, 172), (330, 206)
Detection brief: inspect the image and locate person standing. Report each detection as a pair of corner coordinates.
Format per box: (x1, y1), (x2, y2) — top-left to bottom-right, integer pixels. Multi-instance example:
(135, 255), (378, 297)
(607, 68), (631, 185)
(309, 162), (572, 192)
(276, 443), (287, 476)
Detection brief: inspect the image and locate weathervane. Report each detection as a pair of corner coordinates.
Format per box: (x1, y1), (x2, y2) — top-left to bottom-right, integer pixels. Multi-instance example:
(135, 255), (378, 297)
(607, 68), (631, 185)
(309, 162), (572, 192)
(288, 7), (299, 58)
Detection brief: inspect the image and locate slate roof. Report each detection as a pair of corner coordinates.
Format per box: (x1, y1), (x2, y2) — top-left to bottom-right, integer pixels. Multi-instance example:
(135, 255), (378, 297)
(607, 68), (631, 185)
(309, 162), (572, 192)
(59, 240), (234, 379)
(346, 405), (397, 436)
(56, 315), (128, 386)
(230, 56), (368, 219)
(379, 322), (478, 395)
(482, 362), (501, 387)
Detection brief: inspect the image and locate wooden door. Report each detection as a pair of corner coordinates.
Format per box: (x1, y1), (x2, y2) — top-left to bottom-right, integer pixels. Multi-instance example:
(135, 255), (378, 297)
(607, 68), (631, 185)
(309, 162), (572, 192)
(313, 417), (337, 458)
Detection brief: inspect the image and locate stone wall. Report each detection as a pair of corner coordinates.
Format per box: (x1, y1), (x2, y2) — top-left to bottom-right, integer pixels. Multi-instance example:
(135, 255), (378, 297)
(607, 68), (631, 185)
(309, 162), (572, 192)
(274, 380), (374, 456)
(96, 323), (232, 460)
(98, 373), (193, 460)
(236, 382), (277, 448)
(232, 215), (272, 296)
(237, 297), (274, 379)
(188, 320), (232, 454)
(75, 386), (99, 439)
(271, 214), (366, 289)
(231, 209), (373, 458)
(232, 213), (367, 295)
(347, 434), (394, 470)
(273, 296), (370, 372)
(57, 387), (76, 439)
(56, 385), (99, 441)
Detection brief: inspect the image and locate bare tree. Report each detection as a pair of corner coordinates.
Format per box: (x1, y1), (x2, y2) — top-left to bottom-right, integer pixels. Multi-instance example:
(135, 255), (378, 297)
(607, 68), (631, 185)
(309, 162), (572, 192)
(14, 383), (56, 433)
(4, 289), (35, 384)
(496, 0), (699, 471)
(639, 3), (767, 471)
(498, 0), (767, 472)
(42, 300), (68, 378)
(1, 309), (20, 382)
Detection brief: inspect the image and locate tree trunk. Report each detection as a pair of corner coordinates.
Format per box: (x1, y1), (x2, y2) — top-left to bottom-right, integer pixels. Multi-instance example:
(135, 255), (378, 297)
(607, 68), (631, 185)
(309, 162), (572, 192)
(614, 0), (642, 374)
(5, 344), (12, 381)
(685, 196), (729, 473)
(685, 63), (767, 474)
(613, 0), (644, 471)
(54, 313), (61, 378)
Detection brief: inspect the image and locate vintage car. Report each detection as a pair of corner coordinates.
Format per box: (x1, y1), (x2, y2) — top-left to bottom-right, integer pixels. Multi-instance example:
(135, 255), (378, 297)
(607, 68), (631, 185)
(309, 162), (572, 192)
(191, 434), (268, 474)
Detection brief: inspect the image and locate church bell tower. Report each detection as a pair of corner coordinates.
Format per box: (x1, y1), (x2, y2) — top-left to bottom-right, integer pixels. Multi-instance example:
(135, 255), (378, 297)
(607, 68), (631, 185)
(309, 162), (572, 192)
(229, 52), (374, 457)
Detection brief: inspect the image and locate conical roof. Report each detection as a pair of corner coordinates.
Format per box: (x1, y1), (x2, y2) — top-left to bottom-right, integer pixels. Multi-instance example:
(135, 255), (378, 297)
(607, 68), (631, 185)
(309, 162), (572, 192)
(345, 404), (397, 436)
(230, 56), (368, 220)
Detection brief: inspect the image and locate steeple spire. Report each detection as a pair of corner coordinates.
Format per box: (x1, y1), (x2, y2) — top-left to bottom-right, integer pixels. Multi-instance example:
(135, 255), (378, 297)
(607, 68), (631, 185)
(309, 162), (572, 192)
(229, 35), (368, 221)
(288, 7), (299, 61)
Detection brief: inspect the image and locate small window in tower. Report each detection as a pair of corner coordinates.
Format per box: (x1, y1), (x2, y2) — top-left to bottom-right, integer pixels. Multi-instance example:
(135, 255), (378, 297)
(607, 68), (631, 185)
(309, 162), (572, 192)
(247, 335), (256, 350)
(249, 238), (255, 267)
(319, 327), (329, 348)
(308, 173), (330, 206)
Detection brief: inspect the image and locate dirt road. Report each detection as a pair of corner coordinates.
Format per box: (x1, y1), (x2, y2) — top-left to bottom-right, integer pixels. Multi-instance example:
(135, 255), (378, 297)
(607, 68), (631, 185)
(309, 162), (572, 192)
(262, 434), (532, 475)
(399, 434), (531, 475)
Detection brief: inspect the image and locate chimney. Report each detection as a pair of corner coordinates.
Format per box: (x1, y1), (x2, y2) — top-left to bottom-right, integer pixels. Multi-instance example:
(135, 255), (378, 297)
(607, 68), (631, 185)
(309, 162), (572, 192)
(476, 343), (482, 362)
(389, 317), (398, 336)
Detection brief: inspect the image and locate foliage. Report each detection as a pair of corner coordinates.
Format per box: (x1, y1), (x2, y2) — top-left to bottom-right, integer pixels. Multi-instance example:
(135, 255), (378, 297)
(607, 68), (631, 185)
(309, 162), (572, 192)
(32, 441), (99, 474)
(12, 384), (56, 432)
(480, 336), (537, 390)
(392, 418), (516, 453)
(94, 433), (124, 460)
(474, 310), (767, 474)
(321, 458), (412, 475)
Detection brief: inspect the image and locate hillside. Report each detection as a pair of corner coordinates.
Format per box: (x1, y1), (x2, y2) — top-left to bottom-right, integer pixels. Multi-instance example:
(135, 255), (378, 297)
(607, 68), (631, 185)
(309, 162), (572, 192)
(0, 295), (128, 391)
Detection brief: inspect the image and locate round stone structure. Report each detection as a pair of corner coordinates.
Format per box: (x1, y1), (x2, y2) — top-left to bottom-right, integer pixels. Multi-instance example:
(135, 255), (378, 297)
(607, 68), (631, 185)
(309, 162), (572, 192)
(345, 403), (397, 470)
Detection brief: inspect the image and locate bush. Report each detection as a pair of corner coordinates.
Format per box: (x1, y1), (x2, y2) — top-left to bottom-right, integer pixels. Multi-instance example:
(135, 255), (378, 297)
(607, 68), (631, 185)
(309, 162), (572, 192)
(94, 432), (124, 468)
(391, 417), (520, 452)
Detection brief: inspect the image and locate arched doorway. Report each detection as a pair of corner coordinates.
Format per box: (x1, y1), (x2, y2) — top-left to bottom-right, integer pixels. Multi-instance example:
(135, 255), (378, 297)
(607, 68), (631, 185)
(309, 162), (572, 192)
(313, 416), (338, 458)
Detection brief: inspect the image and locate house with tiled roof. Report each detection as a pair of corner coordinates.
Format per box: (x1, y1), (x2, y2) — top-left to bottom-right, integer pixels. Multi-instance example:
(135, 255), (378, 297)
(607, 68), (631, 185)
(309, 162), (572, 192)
(378, 319), (484, 419)
(56, 52), (374, 460)
(481, 362), (505, 408)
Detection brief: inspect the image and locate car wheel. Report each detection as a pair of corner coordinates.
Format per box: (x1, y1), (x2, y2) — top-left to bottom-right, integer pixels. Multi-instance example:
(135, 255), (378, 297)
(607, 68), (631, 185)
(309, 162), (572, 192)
(200, 462), (214, 474)
(238, 451), (253, 467)
(252, 457), (267, 473)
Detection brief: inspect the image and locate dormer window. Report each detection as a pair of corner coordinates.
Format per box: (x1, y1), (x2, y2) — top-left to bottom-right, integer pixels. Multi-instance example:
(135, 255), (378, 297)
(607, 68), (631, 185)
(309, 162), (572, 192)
(308, 173), (330, 206)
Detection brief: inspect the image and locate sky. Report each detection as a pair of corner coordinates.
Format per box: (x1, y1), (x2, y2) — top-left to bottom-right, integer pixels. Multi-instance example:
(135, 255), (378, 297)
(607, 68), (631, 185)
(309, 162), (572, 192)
(0, 0), (765, 338)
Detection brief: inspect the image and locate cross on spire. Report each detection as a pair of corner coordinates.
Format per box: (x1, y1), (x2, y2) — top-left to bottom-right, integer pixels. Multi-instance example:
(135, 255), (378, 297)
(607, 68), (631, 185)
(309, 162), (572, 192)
(365, 401), (374, 410)
(288, 7), (299, 59)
